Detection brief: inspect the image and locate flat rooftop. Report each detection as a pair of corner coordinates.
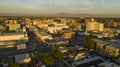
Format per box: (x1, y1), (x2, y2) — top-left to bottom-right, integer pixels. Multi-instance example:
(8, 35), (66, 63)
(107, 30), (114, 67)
(46, 37), (68, 43)
(73, 56), (104, 67)
(94, 39), (120, 48)
(38, 31), (50, 36)
(1, 32), (24, 36)
(15, 53), (31, 64)
(108, 42), (120, 48)
(93, 39), (108, 45)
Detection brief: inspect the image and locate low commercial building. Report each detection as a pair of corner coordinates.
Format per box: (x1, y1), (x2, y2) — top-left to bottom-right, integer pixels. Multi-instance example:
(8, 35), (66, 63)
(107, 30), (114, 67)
(15, 53), (31, 64)
(37, 23), (48, 30)
(35, 31), (52, 42)
(58, 47), (68, 54)
(0, 32), (28, 50)
(6, 23), (20, 31)
(47, 26), (63, 34)
(58, 46), (83, 54)
(45, 37), (69, 46)
(94, 39), (120, 58)
(72, 56), (114, 67)
(47, 22), (68, 34)
(62, 31), (76, 39)
(74, 52), (85, 61)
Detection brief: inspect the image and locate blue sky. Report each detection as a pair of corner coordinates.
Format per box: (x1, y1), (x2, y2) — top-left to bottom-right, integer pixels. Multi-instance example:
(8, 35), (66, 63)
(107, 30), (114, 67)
(0, 0), (120, 15)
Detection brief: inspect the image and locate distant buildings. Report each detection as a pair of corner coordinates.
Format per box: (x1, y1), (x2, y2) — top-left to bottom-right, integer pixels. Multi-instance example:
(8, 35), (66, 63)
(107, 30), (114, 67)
(0, 17), (120, 67)
(25, 18), (32, 25)
(47, 22), (68, 34)
(68, 22), (84, 31)
(32, 19), (39, 25)
(47, 25), (63, 34)
(37, 23), (48, 30)
(105, 21), (120, 27)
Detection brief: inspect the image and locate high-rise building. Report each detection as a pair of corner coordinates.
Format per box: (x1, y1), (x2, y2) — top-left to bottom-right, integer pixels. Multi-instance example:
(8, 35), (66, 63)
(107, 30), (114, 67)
(86, 19), (104, 32)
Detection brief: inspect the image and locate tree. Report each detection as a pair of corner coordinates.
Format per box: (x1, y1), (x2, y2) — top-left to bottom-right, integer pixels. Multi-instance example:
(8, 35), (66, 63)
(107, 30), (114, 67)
(51, 46), (57, 53)
(65, 43), (71, 47)
(51, 46), (64, 59)
(38, 51), (54, 66)
(9, 63), (20, 67)
(84, 37), (96, 50)
(89, 35), (97, 39)
(42, 53), (50, 60)
(55, 50), (64, 59)
(44, 56), (54, 66)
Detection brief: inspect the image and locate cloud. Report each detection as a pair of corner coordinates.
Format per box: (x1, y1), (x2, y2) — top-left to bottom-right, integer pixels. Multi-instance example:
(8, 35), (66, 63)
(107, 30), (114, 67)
(0, 0), (120, 15)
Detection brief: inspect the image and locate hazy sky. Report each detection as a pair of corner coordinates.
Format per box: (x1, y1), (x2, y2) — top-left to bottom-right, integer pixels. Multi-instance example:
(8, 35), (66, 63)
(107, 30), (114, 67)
(0, 0), (120, 15)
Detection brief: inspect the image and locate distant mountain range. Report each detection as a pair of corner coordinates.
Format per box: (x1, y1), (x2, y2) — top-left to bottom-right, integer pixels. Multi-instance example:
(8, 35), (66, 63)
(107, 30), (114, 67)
(0, 12), (92, 17)
(0, 12), (120, 18)
(48, 12), (94, 17)
(0, 12), (24, 16)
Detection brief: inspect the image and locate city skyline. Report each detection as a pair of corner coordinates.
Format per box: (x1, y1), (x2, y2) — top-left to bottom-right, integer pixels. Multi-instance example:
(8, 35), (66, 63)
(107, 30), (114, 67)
(0, 0), (120, 16)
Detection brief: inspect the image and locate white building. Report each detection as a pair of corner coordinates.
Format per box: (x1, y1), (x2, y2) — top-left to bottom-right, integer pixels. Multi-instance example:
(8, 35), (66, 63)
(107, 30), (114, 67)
(45, 37), (69, 46)
(47, 26), (63, 33)
(37, 23), (48, 29)
(35, 31), (52, 42)
(47, 22), (69, 34)
(86, 19), (104, 32)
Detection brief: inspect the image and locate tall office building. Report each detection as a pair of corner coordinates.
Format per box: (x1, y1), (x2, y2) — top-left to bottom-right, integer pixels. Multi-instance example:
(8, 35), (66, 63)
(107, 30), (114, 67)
(86, 19), (104, 32)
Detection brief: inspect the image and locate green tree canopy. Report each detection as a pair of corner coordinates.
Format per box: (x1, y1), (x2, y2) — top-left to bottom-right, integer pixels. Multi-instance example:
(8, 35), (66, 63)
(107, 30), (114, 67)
(44, 56), (54, 66)
(55, 50), (64, 59)
(38, 51), (54, 66)
(51, 46), (64, 59)
(84, 37), (96, 50)
(9, 63), (20, 67)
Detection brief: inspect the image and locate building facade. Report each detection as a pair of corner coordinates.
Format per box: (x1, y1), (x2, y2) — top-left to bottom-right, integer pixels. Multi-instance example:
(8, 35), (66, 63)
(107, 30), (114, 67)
(86, 19), (104, 32)
(94, 39), (120, 58)
(0, 32), (28, 50)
